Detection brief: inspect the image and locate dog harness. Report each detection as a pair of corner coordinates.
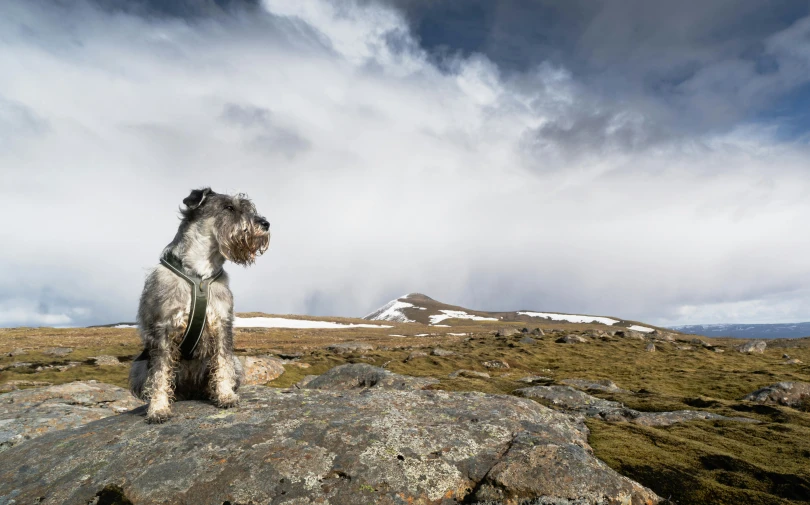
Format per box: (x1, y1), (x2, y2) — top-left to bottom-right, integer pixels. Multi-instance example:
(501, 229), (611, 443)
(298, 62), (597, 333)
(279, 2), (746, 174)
(134, 252), (223, 361)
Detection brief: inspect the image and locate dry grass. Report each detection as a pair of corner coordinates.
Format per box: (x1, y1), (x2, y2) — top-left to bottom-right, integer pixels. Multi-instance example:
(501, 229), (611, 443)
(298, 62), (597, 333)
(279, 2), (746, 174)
(2, 319), (809, 504)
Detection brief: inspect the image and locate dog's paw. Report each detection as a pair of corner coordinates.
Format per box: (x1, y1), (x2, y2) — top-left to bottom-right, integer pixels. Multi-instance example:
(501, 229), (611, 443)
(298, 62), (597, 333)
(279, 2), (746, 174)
(146, 409), (173, 424)
(215, 393), (239, 409)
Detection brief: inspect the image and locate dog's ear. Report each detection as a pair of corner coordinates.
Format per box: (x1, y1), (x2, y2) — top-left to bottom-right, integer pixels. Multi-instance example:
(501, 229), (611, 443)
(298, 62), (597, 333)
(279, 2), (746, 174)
(183, 187), (215, 210)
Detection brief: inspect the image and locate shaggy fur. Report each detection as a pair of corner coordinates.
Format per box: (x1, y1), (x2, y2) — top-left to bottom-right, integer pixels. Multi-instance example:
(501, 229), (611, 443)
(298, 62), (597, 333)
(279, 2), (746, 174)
(130, 187), (270, 423)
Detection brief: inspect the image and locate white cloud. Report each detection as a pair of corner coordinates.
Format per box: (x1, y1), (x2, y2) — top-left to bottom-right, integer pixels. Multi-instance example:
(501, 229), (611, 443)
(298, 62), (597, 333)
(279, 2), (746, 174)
(1, 0), (809, 327)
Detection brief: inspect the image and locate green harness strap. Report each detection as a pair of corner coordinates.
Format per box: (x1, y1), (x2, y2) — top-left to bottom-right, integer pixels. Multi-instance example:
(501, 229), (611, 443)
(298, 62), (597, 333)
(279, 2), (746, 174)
(135, 253), (223, 361)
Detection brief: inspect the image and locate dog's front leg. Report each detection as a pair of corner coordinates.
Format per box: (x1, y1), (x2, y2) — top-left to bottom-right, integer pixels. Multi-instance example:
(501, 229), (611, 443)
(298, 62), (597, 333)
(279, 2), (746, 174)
(144, 341), (177, 423)
(209, 326), (239, 408)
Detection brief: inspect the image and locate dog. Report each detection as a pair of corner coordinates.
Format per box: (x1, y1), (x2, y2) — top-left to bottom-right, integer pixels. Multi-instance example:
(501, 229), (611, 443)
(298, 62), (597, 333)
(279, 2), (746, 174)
(129, 187), (270, 423)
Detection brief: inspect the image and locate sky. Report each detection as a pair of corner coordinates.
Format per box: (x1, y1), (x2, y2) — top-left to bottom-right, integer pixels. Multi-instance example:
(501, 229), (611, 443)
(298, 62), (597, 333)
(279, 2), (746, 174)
(2, 0), (810, 328)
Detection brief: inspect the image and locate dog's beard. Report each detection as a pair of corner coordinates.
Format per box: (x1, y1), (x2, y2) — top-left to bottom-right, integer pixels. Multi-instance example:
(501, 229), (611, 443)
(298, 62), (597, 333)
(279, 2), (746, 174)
(218, 223), (270, 266)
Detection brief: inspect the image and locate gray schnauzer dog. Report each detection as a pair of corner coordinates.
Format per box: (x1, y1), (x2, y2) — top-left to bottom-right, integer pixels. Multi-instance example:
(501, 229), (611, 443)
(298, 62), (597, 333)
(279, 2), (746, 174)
(129, 187), (270, 423)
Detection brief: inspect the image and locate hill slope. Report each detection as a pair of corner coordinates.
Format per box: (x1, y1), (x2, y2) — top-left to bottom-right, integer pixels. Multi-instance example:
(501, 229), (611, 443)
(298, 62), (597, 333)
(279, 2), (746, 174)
(365, 293), (659, 331)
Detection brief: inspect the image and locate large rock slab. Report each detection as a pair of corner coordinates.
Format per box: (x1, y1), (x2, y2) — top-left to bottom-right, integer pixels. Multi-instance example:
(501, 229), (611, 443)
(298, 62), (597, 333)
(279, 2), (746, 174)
(515, 386), (757, 427)
(304, 363), (438, 391)
(0, 386), (660, 505)
(238, 356), (285, 385)
(742, 382), (810, 409)
(0, 381), (144, 453)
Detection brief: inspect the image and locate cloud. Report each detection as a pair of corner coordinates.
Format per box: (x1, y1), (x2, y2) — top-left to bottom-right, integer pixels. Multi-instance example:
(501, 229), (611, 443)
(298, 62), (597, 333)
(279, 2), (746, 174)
(1, 0), (809, 327)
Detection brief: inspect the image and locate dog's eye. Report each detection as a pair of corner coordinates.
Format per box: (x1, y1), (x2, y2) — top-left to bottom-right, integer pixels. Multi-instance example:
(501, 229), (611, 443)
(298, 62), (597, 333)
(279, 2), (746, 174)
(225, 205), (235, 212)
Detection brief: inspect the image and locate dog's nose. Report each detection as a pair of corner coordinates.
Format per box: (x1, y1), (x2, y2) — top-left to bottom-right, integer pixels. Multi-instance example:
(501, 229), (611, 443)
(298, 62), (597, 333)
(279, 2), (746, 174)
(256, 217), (270, 231)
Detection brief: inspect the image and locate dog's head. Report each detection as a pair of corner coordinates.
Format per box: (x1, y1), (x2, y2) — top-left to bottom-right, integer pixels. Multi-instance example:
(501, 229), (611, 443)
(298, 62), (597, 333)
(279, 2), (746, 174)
(181, 187), (270, 266)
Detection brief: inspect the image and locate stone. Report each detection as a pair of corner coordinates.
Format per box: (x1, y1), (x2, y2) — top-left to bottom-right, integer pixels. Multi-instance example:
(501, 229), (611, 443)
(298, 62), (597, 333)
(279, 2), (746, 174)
(675, 345), (693, 351)
(737, 340), (767, 354)
(305, 363), (438, 391)
(41, 347), (73, 357)
(238, 356), (285, 385)
(293, 375), (319, 389)
(449, 369), (491, 379)
(431, 348), (455, 356)
(742, 382), (810, 409)
(406, 351), (429, 361)
(325, 342), (374, 354)
(0, 362), (33, 372)
(0, 385), (660, 505)
(531, 328), (545, 336)
(783, 353), (791, 359)
(560, 379), (630, 394)
(496, 327), (520, 337)
(645, 343), (656, 352)
(90, 355), (122, 366)
(0, 381), (144, 452)
(517, 376), (554, 384)
(519, 336), (537, 344)
(516, 386), (757, 427)
(482, 359), (509, 369)
(556, 335), (588, 344)
(7, 348), (27, 357)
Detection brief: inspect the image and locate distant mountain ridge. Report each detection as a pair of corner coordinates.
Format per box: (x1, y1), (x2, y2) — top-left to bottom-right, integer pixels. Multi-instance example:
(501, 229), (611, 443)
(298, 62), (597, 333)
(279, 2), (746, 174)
(364, 293), (659, 331)
(670, 322), (810, 340)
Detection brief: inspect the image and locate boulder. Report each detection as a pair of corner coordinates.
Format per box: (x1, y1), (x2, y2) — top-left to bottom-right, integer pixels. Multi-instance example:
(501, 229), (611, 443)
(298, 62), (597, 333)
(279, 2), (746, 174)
(645, 343), (656, 353)
(0, 381), (143, 453)
(496, 327), (520, 337)
(556, 335), (588, 344)
(742, 382), (810, 409)
(431, 348), (455, 357)
(560, 379), (630, 394)
(406, 351), (429, 361)
(0, 386), (660, 505)
(41, 347), (73, 357)
(515, 386), (757, 427)
(531, 328), (545, 336)
(449, 369), (491, 379)
(238, 356), (285, 385)
(519, 336), (537, 344)
(305, 363), (438, 391)
(737, 340), (767, 354)
(325, 342), (375, 354)
(90, 355), (123, 366)
(482, 359), (510, 369)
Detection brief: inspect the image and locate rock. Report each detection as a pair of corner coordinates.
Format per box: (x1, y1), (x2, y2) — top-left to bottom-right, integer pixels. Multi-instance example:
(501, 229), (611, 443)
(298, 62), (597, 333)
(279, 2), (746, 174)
(713, 348), (725, 353)
(0, 380), (52, 392)
(7, 348), (27, 357)
(305, 363), (438, 391)
(42, 347), (73, 357)
(645, 343), (656, 352)
(449, 369), (491, 379)
(238, 356), (285, 385)
(325, 342), (374, 354)
(742, 382), (810, 409)
(293, 375), (319, 389)
(531, 328), (544, 336)
(690, 338), (705, 346)
(737, 340), (767, 354)
(277, 351), (303, 359)
(516, 386), (756, 427)
(625, 331), (647, 340)
(0, 362), (33, 372)
(675, 345), (693, 351)
(431, 348), (455, 357)
(560, 379), (630, 394)
(785, 358), (802, 365)
(0, 385), (661, 505)
(556, 335), (588, 344)
(0, 381), (144, 452)
(652, 331), (676, 342)
(496, 327), (520, 337)
(517, 376), (553, 384)
(783, 353), (791, 359)
(90, 355), (122, 366)
(406, 351), (429, 361)
(482, 359), (509, 369)
(519, 336), (537, 344)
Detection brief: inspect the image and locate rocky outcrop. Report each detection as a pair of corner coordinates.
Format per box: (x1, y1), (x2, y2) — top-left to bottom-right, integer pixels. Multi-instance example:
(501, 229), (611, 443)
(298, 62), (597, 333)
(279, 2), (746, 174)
(515, 386), (757, 427)
(238, 356), (285, 384)
(0, 381), (144, 452)
(0, 385), (660, 505)
(742, 382), (810, 409)
(737, 340), (767, 353)
(560, 379), (631, 394)
(304, 363), (438, 391)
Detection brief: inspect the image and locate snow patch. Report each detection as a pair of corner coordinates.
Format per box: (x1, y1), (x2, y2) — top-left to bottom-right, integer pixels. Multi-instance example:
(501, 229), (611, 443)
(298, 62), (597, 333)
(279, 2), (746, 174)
(114, 324), (137, 329)
(429, 310), (498, 324)
(234, 317), (391, 329)
(448, 333), (467, 336)
(628, 325), (655, 333)
(517, 311), (619, 325)
(365, 298), (417, 323)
